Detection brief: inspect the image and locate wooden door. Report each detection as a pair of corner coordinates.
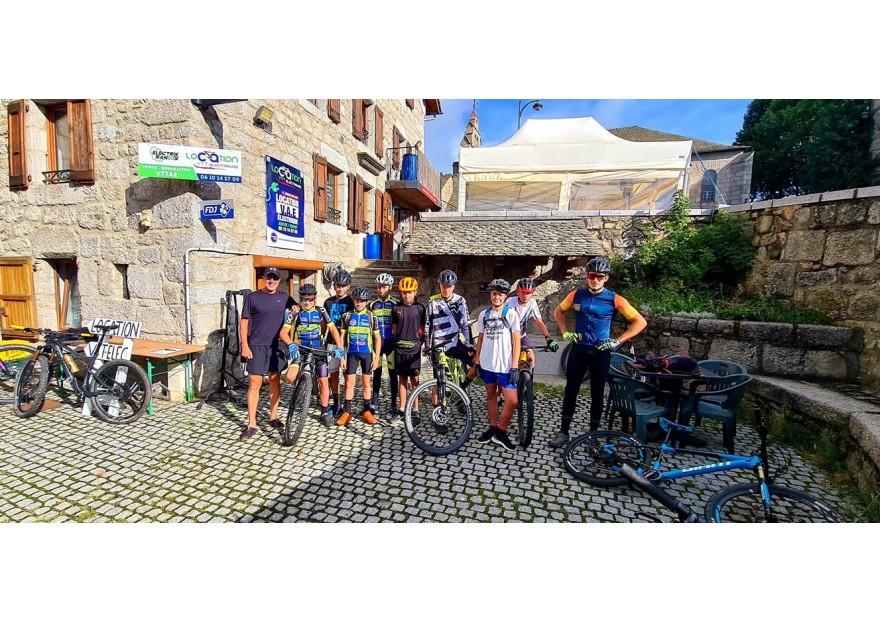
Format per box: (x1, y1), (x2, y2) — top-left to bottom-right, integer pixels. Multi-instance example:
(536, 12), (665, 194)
(0, 258), (37, 337)
(381, 191), (394, 260)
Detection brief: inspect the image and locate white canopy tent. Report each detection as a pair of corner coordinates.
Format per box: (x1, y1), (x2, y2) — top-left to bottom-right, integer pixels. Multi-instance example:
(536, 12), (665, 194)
(457, 117), (692, 212)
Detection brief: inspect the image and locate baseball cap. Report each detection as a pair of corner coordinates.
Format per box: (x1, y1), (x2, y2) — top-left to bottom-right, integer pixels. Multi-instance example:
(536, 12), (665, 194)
(264, 267), (281, 279)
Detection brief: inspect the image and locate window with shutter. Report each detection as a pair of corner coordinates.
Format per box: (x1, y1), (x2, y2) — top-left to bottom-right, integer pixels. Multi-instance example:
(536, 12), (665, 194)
(313, 154), (328, 222)
(356, 177), (366, 232)
(68, 100), (95, 184)
(374, 107), (384, 159)
(6, 100), (28, 189)
(347, 174), (358, 232)
(328, 99), (341, 123)
(352, 99), (363, 141)
(392, 127), (402, 171)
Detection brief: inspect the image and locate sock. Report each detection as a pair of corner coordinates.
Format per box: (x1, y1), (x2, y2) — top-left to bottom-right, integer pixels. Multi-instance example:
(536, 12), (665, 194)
(332, 394), (339, 410)
(372, 371), (382, 401)
(344, 399), (352, 414)
(363, 398), (372, 412)
(389, 372), (398, 409)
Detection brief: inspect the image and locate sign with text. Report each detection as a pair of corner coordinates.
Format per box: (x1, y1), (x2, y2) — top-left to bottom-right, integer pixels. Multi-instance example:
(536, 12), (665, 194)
(137, 143), (242, 183)
(85, 338), (134, 362)
(200, 199), (235, 220)
(265, 156), (305, 251)
(87, 319), (142, 339)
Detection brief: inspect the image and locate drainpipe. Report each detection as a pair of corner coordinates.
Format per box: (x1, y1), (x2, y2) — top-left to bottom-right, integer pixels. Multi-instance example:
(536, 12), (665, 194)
(184, 247), (250, 344)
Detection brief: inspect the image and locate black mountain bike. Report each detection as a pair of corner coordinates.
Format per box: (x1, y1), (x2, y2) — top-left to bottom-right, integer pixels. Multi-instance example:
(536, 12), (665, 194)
(11, 323), (151, 424)
(507, 344), (555, 448)
(283, 344), (333, 447)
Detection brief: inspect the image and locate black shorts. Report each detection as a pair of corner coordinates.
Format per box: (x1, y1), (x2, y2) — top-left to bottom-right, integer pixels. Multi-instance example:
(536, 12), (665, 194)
(247, 344), (287, 376)
(345, 352), (373, 375)
(395, 347), (421, 378)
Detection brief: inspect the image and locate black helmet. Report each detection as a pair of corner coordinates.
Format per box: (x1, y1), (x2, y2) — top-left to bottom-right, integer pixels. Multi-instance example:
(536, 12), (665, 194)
(333, 269), (352, 286)
(352, 286), (371, 301)
(299, 283), (317, 295)
(586, 257), (612, 275)
(517, 277), (536, 293)
(488, 278), (510, 293)
(438, 270), (458, 286)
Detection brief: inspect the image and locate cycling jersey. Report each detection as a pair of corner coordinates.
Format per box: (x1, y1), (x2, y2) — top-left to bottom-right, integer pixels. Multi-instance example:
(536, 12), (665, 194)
(425, 293), (472, 351)
(558, 288), (639, 347)
(507, 296), (542, 334)
(323, 295), (354, 340)
(289, 306), (332, 349)
(341, 309), (378, 354)
(369, 295), (400, 340)
(393, 301), (426, 351)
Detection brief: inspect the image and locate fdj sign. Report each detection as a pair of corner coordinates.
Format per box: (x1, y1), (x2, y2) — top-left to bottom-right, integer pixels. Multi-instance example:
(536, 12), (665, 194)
(200, 200), (235, 220)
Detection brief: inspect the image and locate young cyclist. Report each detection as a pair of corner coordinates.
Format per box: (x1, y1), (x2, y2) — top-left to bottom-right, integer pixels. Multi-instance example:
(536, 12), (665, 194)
(424, 269), (476, 385)
(474, 278), (522, 451)
(391, 276), (426, 422)
(508, 277), (559, 368)
(323, 269), (354, 418)
(279, 283), (345, 428)
(368, 273), (400, 418)
(336, 286), (382, 426)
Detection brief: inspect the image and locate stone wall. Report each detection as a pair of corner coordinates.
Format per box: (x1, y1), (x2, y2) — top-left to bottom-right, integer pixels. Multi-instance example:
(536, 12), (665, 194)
(0, 99), (427, 393)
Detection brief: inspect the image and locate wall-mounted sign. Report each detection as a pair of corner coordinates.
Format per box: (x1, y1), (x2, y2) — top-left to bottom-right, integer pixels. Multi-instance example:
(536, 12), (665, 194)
(200, 200), (235, 220)
(137, 143), (242, 183)
(265, 156), (304, 251)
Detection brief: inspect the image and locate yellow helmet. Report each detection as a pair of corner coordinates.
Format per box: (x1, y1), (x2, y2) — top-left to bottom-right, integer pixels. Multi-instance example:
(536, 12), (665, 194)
(398, 277), (419, 292)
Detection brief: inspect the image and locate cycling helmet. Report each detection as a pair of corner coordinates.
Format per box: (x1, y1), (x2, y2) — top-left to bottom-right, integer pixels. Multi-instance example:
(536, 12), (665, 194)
(438, 270), (458, 286)
(352, 286), (371, 301)
(333, 269), (352, 286)
(299, 283), (317, 295)
(517, 277), (536, 293)
(376, 273), (394, 286)
(398, 277), (419, 292)
(586, 257), (612, 275)
(488, 278), (511, 293)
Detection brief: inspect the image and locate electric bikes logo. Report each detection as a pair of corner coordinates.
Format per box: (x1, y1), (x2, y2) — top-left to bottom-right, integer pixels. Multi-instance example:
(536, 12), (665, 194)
(187, 149), (240, 171)
(149, 146), (179, 161)
(271, 164), (302, 186)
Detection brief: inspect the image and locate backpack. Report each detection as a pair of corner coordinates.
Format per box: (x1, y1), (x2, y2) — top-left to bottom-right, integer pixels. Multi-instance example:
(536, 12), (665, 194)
(633, 352), (701, 375)
(483, 304), (512, 332)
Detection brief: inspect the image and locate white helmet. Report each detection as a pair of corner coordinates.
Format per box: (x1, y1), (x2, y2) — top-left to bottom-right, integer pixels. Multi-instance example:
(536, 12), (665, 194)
(376, 273), (394, 286)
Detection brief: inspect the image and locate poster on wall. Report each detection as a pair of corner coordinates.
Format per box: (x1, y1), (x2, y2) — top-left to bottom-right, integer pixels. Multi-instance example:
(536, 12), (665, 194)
(265, 156), (305, 251)
(137, 143), (242, 183)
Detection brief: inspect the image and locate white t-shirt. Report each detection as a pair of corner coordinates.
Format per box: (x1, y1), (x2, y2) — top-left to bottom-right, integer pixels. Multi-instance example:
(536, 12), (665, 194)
(507, 296), (542, 334)
(476, 306), (521, 374)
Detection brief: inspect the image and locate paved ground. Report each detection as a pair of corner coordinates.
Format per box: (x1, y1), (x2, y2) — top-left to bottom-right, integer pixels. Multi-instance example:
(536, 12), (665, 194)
(0, 370), (862, 523)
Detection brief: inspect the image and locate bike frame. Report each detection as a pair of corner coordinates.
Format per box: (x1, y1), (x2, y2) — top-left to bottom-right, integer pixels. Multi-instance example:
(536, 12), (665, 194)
(30, 331), (113, 398)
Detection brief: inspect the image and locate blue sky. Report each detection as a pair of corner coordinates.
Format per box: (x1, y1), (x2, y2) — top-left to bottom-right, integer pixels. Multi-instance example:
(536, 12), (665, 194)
(424, 99), (752, 175)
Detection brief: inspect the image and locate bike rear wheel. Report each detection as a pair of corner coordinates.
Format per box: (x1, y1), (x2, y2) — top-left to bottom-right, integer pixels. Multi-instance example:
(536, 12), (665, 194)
(705, 482), (846, 523)
(563, 430), (651, 487)
(560, 343), (590, 384)
(511, 370), (535, 448)
(404, 378), (472, 456)
(0, 344), (36, 405)
(90, 360), (151, 424)
(12, 354), (49, 418)
(283, 372), (312, 447)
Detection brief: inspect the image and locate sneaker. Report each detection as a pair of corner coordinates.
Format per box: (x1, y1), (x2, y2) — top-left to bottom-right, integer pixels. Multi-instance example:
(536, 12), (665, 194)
(239, 426), (257, 441)
(320, 412), (335, 428)
(269, 418), (284, 431)
(362, 410), (378, 425)
(390, 409), (405, 423)
(336, 411), (352, 426)
(477, 428), (496, 444)
(491, 431), (517, 451)
(547, 432), (570, 449)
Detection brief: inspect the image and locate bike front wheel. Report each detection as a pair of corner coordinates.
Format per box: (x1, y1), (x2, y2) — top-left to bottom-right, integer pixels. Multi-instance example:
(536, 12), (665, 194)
(12, 354), (49, 418)
(89, 360), (151, 424)
(705, 482), (846, 523)
(511, 370), (535, 448)
(404, 378), (472, 456)
(283, 372), (312, 447)
(0, 344), (36, 405)
(563, 430), (651, 487)
(560, 343), (590, 384)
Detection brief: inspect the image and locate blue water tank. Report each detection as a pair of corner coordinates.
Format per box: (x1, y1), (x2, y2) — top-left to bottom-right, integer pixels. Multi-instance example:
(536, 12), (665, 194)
(401, 153), (418, 181)
(364, 234), (381, 260)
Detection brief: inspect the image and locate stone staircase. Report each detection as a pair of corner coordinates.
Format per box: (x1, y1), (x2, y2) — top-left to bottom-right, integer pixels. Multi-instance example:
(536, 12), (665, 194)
(348, 259), (423, 293)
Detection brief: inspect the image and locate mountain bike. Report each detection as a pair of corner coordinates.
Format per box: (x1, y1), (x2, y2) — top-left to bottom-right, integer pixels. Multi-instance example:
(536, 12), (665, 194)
(508, 343), (555, 448)
(11, 324), (151, 424)
(282, 344), (334, 447)
(0, 341), (36, 404)
(562, 407), (846, 522)
(404, 341), (473, 456)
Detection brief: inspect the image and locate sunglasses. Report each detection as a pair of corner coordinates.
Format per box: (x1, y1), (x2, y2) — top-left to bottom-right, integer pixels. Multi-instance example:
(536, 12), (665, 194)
(586, 272), (608, 280)
(264, 275), (280, 281)
(300, 296), (316, 301)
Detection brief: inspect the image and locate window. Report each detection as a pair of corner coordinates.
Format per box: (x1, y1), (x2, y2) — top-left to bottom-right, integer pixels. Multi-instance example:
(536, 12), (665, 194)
(327, 169), (340, 225)
(54, 260), (81, 328)
(701, 170), (717, 203)
(327, 99), (341, 124)
(115, 264), (130, 300)
(347, 174), (369, 233)
(307, 99), (319, 106)
(352, 99), (371, 142)
(6, 101), (28, 189)
(313, 154), (342, 225)
(48, 103), (71, 179)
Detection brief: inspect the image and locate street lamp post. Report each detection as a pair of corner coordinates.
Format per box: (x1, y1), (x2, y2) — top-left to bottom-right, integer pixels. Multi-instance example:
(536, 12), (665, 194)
(517, 99), (544, 129)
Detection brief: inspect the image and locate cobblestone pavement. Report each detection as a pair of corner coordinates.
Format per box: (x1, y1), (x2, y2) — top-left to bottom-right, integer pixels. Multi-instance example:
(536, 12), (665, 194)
(0, 371), (862, 523)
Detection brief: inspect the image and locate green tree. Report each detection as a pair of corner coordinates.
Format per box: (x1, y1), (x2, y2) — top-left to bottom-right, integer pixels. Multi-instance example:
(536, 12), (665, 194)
(735, 99), (877, 199)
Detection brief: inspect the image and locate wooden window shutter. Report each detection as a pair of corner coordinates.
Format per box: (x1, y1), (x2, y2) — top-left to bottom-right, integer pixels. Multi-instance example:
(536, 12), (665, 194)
(7, 100), (28, 190)
(352, 99), (363, 141)
(68, 100), (95, 183)
(374, 107), (384, 159)
(347, 174), (358, 232)
(355, 176), (365, 232)
(313, 154), (328, 222)
(374, 189), (383, 234)
(328, 99), (341, 123)
(406, 99), (414, 109)
(383, 191), (394, 235)
(392, 127), (401, 170)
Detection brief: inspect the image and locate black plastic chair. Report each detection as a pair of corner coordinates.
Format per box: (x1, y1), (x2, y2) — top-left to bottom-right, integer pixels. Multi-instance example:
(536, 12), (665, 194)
(679, 374), (752, 453)
(606, 375), (675, 442)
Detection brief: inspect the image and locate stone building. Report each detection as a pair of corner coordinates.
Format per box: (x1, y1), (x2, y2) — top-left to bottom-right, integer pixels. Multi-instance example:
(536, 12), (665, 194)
(1, 98), (442, 392)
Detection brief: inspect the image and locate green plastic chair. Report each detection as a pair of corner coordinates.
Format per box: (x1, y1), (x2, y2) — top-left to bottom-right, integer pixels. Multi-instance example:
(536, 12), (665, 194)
(606, 375), (675, 442)
(679, 374), (752, 453)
